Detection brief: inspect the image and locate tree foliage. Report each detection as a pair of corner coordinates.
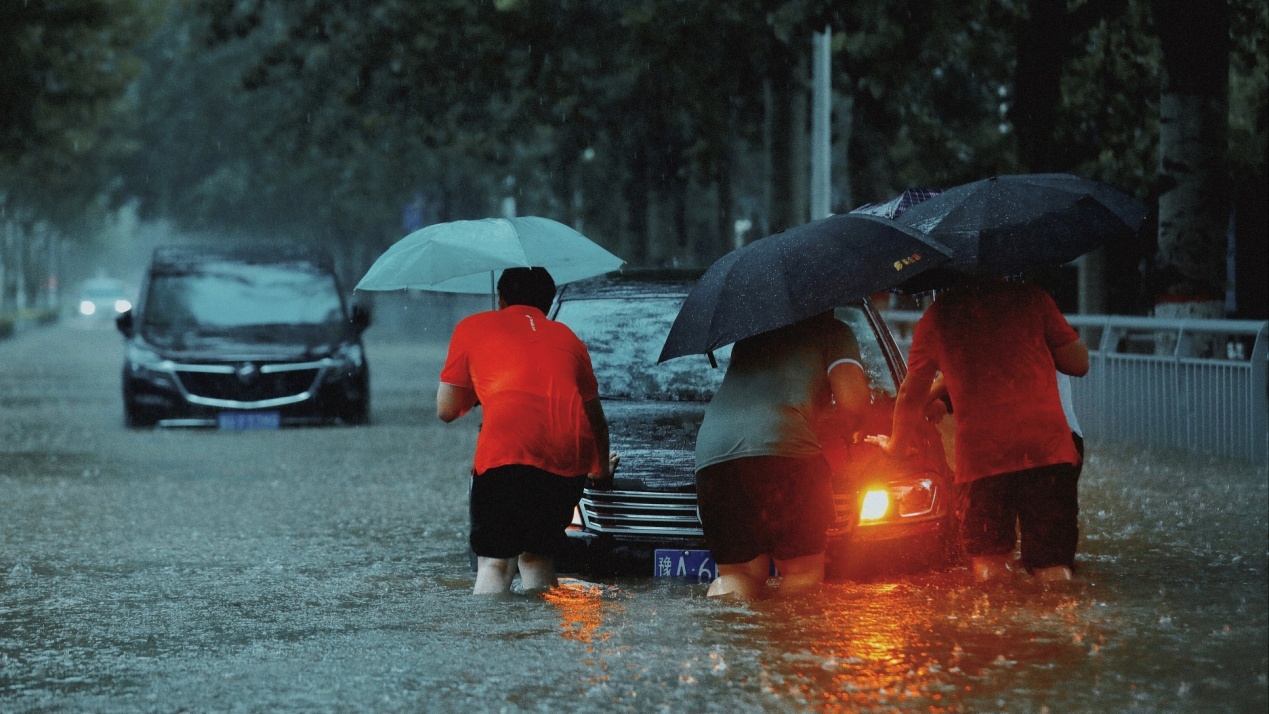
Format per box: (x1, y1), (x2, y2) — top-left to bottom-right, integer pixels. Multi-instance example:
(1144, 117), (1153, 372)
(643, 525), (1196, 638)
(0, 0), (165, 230)
(1, 0), (1264, 312)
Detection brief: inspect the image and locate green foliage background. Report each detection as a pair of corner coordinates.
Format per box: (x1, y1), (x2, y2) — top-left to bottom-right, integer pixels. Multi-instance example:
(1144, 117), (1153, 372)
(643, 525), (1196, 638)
(1, 0), (1265, 313)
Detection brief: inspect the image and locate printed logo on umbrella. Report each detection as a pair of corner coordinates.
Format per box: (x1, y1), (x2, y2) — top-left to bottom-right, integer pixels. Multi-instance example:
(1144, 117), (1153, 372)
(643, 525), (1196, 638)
(893, 253), (924, 271)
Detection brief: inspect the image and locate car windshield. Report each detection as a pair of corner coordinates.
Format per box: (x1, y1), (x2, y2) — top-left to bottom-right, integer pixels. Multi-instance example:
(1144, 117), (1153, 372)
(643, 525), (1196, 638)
(832, 305), (898, 397)
(556, 296), (899, 402)
(83, 287), (124, 299)
(142, 261), (345, 335)
(555, 296), (732, 402)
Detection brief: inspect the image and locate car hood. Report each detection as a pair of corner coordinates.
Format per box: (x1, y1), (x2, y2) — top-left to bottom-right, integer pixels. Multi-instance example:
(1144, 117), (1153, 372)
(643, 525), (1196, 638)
(604, 400), (704, 492)
(138, 331), (348, 362)
(602, 398), (955, 495)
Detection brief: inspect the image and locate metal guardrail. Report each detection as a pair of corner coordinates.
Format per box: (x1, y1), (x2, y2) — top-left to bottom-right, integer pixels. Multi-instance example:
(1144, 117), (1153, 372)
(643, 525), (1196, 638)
(882, 311), (1269, 464)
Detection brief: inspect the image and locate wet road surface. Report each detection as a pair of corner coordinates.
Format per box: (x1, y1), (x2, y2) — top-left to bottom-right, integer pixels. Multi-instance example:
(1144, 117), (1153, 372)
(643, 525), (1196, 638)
(1, 319), (1266, 713)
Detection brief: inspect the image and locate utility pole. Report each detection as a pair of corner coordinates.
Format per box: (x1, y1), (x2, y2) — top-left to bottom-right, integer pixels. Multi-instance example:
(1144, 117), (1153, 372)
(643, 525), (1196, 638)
(810, 28), (832, 221)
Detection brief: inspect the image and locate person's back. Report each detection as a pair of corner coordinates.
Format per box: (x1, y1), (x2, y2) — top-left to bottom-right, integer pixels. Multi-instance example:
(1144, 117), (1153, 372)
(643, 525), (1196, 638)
(437, 267), (614, 595)
(695, 314), (858, 470)
(883, 276), (1089, 583)
(693, 311), (870, 598)
(450, 306), (598, 477)
(915, 280), (1078, 481)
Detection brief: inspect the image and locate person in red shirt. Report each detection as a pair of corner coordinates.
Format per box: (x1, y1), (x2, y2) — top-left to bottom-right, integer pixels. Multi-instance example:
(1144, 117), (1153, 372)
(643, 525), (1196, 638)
(437, 267), (617, 594)
(877, 276), (1089, 583)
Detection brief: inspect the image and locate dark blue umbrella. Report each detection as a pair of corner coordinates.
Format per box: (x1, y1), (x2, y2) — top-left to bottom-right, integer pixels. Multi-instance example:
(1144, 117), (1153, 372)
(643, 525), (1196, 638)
(895, 173), (1148, 278)
(657, 212), (953, 363)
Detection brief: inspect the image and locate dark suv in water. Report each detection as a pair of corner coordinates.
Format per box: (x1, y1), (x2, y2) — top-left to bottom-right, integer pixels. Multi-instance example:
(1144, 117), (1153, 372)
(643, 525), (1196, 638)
(116, 244), (371, 428)
(550, 269), (959, 581)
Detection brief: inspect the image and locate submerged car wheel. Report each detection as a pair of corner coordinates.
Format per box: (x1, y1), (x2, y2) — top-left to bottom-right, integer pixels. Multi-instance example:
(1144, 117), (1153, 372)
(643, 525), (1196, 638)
(339, 397), (370, 425)
(124, 402), (158, 428)
(122, 383), (158, 428)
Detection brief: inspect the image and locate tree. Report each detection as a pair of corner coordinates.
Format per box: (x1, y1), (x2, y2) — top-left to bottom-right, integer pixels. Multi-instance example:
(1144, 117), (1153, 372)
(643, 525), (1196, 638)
(0, 0), (164, 309)
(115, 0), (1264, 310)
(1152, 0), (1230, 317)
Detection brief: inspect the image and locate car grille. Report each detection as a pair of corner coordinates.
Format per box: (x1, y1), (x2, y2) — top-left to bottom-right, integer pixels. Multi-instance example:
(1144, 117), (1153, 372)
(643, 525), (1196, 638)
(166, 361), (328, 408)
(177, 369), (319, 402)
(579, 490), (859, 537)
(579, 490), (703, 537)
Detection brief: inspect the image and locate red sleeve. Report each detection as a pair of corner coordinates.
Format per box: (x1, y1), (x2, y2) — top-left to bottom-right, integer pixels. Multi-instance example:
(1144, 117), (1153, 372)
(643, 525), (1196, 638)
(1036, 289), (1080, 351)
(439, 319), (474, 389)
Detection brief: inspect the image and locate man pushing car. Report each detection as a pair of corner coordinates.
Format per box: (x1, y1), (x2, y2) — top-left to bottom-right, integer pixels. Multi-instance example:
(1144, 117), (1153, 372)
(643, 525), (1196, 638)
(436, 267), (618, 594)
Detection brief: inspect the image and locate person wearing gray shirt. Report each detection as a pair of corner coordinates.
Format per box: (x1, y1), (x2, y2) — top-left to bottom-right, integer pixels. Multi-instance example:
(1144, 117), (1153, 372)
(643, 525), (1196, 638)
(694, 311), (870, 599)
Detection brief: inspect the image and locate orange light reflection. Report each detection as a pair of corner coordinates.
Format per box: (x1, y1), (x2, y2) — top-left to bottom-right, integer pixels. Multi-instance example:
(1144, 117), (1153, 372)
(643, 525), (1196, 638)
(543, 581), (626, 688)
(543, 581), (613, 645)
(759, 582), (959, 714)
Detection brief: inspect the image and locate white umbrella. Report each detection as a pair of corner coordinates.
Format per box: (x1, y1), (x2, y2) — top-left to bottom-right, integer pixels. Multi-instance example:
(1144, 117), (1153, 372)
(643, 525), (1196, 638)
(355, 216), (624, 302)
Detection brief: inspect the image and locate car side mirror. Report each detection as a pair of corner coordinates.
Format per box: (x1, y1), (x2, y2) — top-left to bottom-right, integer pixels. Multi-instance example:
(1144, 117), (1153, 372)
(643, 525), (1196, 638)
(115, 309), (135, 338)
(350, 304), (372, 333)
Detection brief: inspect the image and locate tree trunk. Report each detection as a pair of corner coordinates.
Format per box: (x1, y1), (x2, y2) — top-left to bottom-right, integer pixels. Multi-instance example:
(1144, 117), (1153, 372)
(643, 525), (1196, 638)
(707, 156), (733, 264)
(1012, 0), (1130, 314)
(1232, 169), (1268, 318)
(1012, 0), (1071, 172)
(1153, 0), (1230, 314)
(789, 56), (809, 228)
(621, 153), (649, 267)
(15, 221), (27, 311)
(834, 91), (854, 213)
(767, 44), (808, 233)
(646, 188), (668, 266)
(0, 220), (9, 312)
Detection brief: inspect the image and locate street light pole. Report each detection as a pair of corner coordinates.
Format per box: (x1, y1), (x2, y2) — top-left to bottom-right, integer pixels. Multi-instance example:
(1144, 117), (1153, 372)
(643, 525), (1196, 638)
(810, 27), (832, 221)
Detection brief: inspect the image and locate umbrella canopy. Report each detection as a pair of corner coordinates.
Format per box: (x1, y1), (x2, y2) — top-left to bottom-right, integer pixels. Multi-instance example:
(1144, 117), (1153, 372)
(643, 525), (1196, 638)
(895, 173), (1147, 278)
(355, 216), (624, 293)
(657, 212), (953, 363)
(850, 188), (944, 220)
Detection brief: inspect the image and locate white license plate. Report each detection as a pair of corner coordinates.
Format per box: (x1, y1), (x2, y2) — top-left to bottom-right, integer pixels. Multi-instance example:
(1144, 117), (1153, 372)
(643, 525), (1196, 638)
(217, 411), (280, 430)
(654, 549), (717, 581)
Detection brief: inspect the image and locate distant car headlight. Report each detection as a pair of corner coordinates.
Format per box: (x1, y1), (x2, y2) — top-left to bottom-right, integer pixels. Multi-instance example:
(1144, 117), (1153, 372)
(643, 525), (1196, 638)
(859, 478), (938, 523)
(79, 300), (96, 316)
(114, 299), (132, 313)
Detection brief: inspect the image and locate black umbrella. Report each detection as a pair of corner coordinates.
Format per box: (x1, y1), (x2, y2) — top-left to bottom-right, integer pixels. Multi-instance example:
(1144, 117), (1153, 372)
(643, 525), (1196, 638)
(850, 187), (944, 220)
(657, 212), (953, 363)
(895, 173), (1148, 281)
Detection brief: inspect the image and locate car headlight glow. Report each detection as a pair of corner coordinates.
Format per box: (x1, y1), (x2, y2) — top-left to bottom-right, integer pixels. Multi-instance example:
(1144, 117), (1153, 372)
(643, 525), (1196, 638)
(79, 301), (96, 316)
(859, 478), (938, 523)
(114, 299), (132, 313)
(859, 490), (890, 521)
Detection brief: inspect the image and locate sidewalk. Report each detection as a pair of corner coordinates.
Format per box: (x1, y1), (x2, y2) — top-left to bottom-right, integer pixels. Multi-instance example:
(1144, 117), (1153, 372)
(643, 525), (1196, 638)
(0, 307), (60, 339)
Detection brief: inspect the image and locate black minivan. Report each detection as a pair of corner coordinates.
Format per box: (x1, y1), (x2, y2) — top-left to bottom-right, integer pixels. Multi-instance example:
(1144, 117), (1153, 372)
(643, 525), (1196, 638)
(116, 244), (371, 428)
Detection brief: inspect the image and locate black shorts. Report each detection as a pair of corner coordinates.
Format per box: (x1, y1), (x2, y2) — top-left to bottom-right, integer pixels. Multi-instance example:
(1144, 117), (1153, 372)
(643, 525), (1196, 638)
(695, 455), (836, 565)
(960, 457), (1081, 572)
(469, 465), (585, 559)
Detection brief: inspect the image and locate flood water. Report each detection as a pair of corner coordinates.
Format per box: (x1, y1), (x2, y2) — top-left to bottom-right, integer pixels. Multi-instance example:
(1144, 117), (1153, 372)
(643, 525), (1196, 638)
(1, 314), (1266, 713)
